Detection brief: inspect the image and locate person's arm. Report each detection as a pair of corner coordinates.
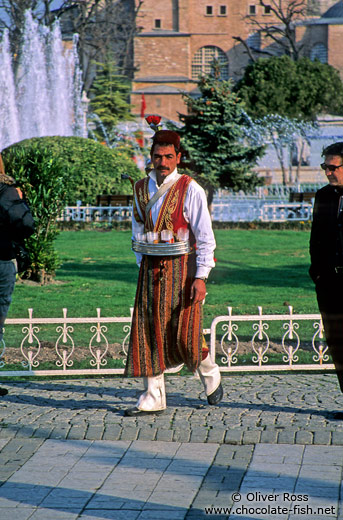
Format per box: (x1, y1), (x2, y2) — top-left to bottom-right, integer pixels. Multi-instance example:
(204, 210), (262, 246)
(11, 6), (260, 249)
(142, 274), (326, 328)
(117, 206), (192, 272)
(5, 186), (35, 241)
(184, 182), (216, 303)
(309, 193), (321, 283)
(309, 188), (337, 284)
(132, 191), (144, 267)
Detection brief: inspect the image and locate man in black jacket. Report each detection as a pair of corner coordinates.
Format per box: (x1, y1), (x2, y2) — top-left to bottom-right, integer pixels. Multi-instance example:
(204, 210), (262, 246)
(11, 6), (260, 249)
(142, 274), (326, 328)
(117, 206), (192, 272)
(0, 155), (35, 395)
(310, 142), (343, 396)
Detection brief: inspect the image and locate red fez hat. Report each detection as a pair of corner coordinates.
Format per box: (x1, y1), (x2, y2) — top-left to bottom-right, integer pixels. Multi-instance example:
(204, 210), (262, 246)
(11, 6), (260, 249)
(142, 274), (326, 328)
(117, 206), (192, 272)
(152, 130), (180, 150)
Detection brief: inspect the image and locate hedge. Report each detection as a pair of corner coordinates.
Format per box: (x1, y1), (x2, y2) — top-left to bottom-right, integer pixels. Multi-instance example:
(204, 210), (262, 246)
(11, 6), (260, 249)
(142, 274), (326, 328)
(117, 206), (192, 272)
(1, 136), (143, 282)
(2, 136), (143, 205)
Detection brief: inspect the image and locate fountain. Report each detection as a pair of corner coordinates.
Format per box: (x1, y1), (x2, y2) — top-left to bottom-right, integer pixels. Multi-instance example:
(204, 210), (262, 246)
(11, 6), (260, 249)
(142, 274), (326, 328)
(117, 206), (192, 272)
(0, 10), (84, 151)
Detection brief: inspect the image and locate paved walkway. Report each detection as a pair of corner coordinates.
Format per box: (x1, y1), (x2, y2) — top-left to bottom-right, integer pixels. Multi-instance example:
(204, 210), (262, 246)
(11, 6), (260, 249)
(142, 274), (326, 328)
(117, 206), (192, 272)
(0, 373), (343, 519)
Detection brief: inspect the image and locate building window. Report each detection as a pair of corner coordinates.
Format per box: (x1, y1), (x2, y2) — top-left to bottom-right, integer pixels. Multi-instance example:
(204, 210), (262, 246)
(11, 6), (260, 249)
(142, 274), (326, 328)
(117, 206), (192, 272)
(310, 43), (328, 63)
(154, 19), (161, 29)
(249, 5), (256, 15)
(206, 5), (213, 15)
(192, 46), (229, 80)
(219, 5), (227, 16)
(264, 5), (271, 14)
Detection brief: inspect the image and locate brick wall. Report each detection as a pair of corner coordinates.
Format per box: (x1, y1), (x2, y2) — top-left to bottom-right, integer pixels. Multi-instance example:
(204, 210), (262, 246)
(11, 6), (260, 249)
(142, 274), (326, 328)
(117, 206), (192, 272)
(132, 92), (187, 119)
(135, 35), (190, 78)
(137, 0), (175, 32)
(328, 24), (343, 74)
(132, 0), (343, 121)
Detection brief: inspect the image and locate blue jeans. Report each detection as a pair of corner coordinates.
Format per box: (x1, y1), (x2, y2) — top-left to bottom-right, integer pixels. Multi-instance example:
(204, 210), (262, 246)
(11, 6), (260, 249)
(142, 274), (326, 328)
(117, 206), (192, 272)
(0, 260), (16, 342)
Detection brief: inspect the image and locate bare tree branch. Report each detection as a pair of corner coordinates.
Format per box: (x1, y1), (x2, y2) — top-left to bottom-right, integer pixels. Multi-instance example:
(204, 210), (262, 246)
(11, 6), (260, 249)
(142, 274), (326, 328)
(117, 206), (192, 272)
(232, 36), (276, 61)
(234, 0), (311, 61)
(0, 0), (142, 90)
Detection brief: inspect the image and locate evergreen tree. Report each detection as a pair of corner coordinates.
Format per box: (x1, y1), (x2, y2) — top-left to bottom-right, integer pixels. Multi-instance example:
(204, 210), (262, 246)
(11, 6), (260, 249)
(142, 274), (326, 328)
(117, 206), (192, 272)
(172, 72), (264, 201)
(89, 59), (133, 141)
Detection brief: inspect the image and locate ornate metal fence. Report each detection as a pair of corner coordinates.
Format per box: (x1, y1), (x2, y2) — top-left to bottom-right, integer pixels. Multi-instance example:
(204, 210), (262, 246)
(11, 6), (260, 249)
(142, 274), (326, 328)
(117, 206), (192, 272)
(210, 306), (332, 372)
(58, 205), (132, 223)
(258, 202), (313, 222)
(60, 202), (313, 224)
(0, 306), (334, 377)
(211, 201), (313, 222)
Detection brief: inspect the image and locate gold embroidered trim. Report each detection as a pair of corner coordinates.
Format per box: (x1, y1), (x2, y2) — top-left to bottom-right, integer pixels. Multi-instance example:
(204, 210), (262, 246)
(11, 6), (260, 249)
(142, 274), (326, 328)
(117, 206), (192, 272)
(136, 175), (193, 233)
(135, 177), (153, 229)
(137, 178), (149, 214)
(157, 189), (178, 232)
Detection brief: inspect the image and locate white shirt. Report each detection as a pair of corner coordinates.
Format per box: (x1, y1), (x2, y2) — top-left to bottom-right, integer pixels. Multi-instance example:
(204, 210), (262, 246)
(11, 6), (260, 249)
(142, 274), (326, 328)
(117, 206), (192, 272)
(132, 168), (216, 278)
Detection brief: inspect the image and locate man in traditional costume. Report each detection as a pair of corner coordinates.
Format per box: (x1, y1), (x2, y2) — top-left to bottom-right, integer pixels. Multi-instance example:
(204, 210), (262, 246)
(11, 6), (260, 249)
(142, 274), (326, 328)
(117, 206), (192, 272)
(124, 129), (223, 416)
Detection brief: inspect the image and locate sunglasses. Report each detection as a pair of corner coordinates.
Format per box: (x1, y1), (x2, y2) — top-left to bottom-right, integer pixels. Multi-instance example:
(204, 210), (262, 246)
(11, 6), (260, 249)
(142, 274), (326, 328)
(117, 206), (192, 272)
(320, 163), (343, 172)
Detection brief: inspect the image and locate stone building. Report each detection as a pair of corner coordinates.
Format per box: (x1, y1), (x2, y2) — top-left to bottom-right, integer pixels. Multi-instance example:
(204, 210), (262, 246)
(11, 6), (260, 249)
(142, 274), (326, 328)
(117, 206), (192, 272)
(296, 1), (343, 75)
(131, 0), (341, 121)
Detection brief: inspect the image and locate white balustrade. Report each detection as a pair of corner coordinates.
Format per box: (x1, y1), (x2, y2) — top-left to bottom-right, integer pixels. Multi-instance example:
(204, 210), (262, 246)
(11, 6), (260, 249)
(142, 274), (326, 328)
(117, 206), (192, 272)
(212, 201), (313, 222)
(0, 306), (333, 377)
(58, 205), (133, 223)
(61, 202), (313, 224)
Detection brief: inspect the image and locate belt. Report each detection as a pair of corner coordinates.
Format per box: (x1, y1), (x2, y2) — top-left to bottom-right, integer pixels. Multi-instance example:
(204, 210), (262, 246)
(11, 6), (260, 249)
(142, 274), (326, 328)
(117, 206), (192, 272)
(335, 267), (343, 274)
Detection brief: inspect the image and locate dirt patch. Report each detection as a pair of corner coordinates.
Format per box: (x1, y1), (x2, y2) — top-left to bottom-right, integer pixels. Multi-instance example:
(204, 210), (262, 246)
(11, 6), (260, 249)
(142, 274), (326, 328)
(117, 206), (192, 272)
(2, 339), (314, 365)
(215, 339), (313, 356)
(2, 341), (125, 364)
(15, 279), (66, 287)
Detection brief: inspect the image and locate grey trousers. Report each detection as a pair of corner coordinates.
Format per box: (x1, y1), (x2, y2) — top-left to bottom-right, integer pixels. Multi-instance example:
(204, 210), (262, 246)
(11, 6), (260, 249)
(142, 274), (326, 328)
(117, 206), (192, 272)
(0, 260), (16, 342)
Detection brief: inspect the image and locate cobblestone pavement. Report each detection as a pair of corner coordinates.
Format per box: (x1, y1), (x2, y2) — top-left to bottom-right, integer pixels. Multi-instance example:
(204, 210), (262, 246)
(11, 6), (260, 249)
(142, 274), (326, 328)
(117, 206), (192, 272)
(0, 373), (343, 519)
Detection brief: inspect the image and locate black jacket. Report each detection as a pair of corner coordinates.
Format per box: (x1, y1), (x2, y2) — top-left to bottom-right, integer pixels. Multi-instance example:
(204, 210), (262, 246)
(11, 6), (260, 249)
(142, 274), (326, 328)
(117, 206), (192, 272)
(0, 174), (35, 260)
(309, 184), (343, 283)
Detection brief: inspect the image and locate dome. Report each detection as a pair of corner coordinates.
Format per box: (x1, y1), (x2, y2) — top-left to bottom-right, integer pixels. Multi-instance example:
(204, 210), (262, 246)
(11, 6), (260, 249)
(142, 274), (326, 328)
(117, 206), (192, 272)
(322, 0), (343, 18)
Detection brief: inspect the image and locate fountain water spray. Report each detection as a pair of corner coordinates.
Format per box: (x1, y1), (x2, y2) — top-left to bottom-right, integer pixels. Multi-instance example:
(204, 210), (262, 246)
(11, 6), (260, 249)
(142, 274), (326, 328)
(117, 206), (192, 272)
(0, 30), (20, 148)
(0, 10), (84, 151)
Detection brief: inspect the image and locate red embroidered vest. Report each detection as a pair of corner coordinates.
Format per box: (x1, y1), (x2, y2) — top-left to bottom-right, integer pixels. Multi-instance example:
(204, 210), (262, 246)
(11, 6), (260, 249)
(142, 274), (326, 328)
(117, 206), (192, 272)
(133, 174), (195, 243)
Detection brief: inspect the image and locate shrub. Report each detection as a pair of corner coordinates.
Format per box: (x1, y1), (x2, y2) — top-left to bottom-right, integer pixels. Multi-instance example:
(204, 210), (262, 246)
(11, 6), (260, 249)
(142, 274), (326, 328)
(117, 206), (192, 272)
(2, 136), (142, 282)
(2, 136), (142, 205)
(1, 144), (67, 283)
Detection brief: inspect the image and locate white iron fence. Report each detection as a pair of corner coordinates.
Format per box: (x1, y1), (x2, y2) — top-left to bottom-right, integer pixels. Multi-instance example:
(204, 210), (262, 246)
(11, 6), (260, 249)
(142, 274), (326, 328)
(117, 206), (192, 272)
(0, 306), (333, 377)
(211, 201), (313, 222)
(59, 202), (313, 224)
(259, 202), (313, 222)
(58, 205), (132, 223)
(215, 183), (324, 200)
(59, 184), (323, 224)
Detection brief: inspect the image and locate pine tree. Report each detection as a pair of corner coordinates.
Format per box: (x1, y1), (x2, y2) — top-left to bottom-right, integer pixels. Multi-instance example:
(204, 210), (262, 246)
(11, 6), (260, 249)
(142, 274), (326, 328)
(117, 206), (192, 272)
(89, 59), (133, 141)
(173, 71), (264, 201)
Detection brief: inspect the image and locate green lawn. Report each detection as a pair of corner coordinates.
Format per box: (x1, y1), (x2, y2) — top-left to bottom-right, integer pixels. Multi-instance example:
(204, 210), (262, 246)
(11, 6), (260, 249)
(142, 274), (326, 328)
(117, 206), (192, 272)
(9, 228), (318, 328)
(2, 228), (323, 369)
(209, 228), (316, 319)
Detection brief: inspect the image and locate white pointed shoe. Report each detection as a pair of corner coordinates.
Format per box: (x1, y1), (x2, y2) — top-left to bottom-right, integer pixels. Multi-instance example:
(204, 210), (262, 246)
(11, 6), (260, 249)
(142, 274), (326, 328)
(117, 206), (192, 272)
(124, 374), (166, 416)
(197, 354), (223, 405)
